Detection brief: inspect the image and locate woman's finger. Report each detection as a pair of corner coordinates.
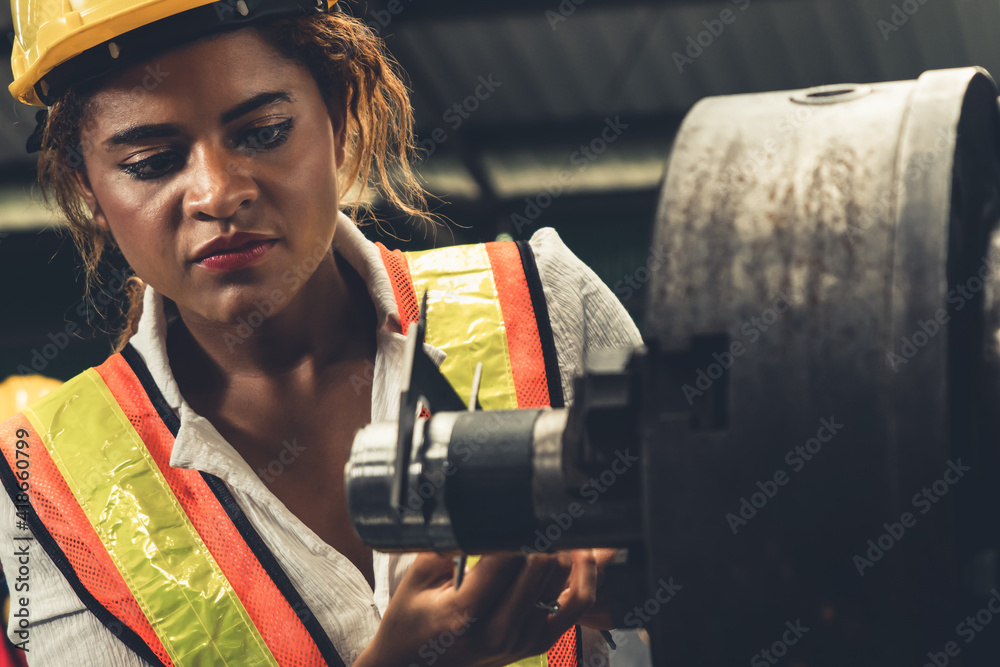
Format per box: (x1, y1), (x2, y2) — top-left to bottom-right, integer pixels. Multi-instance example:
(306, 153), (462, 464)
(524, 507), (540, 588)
(481, 553), (562, 653)
(539, 549), (598, 647)
(452, 553), (530, 619)
(398, 552), (459, 591)
(532, 552), (573, 622)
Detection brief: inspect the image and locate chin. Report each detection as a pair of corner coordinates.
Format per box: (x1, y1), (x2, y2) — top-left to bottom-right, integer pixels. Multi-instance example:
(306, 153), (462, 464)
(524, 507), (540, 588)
(220, 289), (287, 326)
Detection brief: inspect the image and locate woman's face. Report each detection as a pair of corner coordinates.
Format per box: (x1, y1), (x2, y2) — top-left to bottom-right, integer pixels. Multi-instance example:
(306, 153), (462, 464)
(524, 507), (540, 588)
(76, 27), (346, 324)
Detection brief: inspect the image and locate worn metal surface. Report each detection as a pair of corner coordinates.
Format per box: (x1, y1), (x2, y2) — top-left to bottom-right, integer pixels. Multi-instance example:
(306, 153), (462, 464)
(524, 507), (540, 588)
(642, 67), (1000, 666)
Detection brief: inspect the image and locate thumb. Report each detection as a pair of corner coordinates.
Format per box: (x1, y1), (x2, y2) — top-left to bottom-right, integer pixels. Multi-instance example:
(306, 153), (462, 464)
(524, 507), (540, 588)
(400, 552), (458, 590)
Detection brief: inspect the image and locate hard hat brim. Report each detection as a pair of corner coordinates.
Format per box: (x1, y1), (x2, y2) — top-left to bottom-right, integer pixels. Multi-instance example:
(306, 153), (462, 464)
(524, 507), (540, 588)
(10, 0), (338, 107)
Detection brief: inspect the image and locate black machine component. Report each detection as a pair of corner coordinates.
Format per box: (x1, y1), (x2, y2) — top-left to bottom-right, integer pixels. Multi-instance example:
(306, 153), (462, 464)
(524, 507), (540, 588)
(346, 299), (645, 555)
(346, 67), (1000, 666)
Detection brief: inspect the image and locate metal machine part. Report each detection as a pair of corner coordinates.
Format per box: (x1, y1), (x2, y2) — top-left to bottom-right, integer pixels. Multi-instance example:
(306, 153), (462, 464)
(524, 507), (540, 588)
(345, 302), (644, 555)
(643, 67), (1000, 666)
(346, 67), (1000, 666)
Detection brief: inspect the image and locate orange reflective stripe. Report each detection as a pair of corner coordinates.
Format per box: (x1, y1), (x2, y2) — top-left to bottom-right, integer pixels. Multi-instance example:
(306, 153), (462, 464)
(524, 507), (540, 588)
(93, 354), (334, 667)
(0, 411), (172, 666)
(483, 242), (551, 410)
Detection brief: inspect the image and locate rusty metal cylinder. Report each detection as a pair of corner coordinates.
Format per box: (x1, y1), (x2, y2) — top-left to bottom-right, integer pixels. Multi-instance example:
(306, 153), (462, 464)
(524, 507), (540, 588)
(642, 68), (1000, 666)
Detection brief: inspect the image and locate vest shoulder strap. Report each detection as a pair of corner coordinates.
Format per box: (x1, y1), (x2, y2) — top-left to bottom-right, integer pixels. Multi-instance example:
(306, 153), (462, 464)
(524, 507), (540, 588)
(376, 239), (564, 410)
(0, 346), (345, 667)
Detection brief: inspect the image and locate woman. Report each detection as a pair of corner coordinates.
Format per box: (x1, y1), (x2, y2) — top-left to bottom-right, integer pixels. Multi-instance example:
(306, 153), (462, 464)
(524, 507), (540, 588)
(1, 1), (643, 665)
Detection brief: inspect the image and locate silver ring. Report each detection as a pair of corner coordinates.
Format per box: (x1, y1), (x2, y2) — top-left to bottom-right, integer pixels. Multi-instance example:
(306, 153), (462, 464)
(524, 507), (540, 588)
(535, 600), (561, 615)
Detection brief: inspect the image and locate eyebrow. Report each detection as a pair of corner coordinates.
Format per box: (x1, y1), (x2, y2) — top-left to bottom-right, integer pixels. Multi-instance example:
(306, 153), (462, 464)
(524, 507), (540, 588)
(220, 91), (293, 125)
(104, 91), (293, 149)
(105, 124), (180, 148)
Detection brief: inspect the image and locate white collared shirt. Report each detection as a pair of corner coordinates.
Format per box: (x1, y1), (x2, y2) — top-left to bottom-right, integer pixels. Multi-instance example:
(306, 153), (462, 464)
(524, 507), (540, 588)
(1, 213), (642, 666)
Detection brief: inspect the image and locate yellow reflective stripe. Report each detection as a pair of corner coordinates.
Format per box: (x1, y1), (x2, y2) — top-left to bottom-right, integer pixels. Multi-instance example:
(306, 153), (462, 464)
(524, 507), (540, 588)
(406, 244), (518, 410)
(24, 369), (278, 667)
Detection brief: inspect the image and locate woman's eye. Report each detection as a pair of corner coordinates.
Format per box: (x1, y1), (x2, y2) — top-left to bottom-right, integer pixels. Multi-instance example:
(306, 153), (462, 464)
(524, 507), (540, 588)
(239, 118), (294, 153)
(120, 151), (182, 181)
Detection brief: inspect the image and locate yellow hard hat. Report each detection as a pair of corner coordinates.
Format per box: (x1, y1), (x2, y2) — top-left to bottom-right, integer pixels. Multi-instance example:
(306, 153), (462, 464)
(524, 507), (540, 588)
(0, 375), (63, 421)
(10, 0), (339, 106)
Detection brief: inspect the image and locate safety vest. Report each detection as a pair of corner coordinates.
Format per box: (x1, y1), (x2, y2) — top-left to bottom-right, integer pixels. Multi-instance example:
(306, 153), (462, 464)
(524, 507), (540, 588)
(0, 239), (579, 667)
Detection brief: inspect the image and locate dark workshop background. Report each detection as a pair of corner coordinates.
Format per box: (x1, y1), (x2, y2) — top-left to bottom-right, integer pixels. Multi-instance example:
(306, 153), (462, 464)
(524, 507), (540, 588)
(0, 0), (992, 376)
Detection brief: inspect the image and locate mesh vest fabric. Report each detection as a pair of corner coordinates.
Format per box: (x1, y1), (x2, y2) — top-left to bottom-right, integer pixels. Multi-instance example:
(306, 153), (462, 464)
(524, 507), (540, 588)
(377, 240), (579, 667)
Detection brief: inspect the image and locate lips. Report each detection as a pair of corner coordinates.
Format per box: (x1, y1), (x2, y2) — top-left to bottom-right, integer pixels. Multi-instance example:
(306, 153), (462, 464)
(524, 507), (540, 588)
(194, 232), (278, 271)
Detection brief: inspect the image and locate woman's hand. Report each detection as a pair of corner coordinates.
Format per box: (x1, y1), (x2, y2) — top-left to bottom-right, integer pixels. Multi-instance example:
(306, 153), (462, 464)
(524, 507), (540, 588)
(578, 547), (622, 630)
(354, 549), (597, 667)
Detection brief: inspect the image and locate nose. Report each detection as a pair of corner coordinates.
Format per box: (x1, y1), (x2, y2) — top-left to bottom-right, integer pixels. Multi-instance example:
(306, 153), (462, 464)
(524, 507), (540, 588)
(182, 142), (258, 221)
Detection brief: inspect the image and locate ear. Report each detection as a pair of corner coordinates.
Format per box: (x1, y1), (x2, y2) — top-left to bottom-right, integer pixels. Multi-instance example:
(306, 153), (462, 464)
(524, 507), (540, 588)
(74, 168), (109, 231)
(328, 99), (348, 170)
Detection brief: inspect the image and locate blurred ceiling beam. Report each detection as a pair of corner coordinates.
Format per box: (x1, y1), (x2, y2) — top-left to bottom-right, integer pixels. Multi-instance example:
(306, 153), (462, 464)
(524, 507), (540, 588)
(344, 0), (808, 26)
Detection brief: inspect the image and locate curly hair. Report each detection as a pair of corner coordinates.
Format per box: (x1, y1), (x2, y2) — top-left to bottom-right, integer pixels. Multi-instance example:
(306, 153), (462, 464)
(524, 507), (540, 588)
(35, 10), (434, 350)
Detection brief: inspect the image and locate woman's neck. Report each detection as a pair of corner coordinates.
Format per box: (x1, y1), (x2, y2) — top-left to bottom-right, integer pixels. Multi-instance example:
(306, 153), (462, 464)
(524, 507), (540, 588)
(167, 251), (377, 393)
